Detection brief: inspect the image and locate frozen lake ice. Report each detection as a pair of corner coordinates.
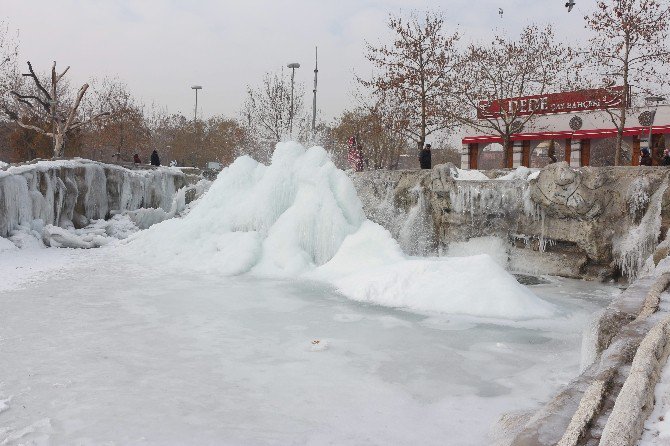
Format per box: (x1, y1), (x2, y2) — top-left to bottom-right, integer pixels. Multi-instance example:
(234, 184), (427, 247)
(0, 247), (619, 445)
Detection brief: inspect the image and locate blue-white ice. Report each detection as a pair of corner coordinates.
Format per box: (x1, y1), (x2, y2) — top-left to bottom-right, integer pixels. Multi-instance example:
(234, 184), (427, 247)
(0, 248), (617, 445)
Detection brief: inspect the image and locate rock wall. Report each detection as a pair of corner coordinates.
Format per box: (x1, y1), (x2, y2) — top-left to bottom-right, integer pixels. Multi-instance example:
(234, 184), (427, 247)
(0, 159), (194, 238)
(352, 162), (670, 281)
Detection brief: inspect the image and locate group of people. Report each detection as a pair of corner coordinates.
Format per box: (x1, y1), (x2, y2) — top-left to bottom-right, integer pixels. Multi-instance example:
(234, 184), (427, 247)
(640, 148), (670, 166)
(133, 150), (161, 166)
(346, 136), (433, 171)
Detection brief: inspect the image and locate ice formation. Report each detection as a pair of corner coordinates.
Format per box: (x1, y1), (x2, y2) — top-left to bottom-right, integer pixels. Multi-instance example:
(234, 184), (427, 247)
(127, 142), (556, 320)
(0, 160), (207, 249)
(614, 182), (668, 280)
(0, 159), (186, 238)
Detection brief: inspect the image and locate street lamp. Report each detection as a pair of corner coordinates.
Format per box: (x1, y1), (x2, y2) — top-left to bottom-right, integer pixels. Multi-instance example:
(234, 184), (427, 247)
(191, 85), (202, 122)
(644, 95), (666, 156)
(287, 62), (300, 135)
(312, 48), (318, 134)
(191, 85), (202, 167)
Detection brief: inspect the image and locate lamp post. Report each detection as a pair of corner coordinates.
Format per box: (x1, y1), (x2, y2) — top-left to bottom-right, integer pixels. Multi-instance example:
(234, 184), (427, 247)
(312, 48), (318, 134)
(191, 85), (202, 167)
(191, 85), (202, 122)
(287, 62), (300, 135)
(645, 95), (666, 157)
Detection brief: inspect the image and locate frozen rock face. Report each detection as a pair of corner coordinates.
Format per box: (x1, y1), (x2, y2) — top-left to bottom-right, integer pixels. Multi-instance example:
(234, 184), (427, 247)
(352, 162), (670, 281)
(0, 159), (191, 238)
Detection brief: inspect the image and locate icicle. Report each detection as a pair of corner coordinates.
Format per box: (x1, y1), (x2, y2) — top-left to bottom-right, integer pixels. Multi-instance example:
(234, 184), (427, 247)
(613, 181), (668, 280)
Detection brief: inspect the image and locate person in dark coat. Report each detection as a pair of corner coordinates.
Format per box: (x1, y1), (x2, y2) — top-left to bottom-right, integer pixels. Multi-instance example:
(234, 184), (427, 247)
(662, 149), (670, 166)
(640, 148), (652, 166)
(133, 153), (141, 164)
(419, 143), (432, 169)
(150, 150), (161, 166)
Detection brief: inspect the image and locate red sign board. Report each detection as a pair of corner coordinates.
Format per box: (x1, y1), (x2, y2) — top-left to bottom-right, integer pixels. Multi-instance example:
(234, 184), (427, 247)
(477, 87), (625, 119)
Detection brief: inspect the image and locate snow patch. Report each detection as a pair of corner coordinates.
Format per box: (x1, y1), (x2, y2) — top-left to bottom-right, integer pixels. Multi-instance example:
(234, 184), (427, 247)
(449, 167), (490, 181)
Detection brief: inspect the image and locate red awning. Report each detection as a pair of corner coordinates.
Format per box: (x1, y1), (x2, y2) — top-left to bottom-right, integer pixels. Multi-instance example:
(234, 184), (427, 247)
(462, 124), (670, 145)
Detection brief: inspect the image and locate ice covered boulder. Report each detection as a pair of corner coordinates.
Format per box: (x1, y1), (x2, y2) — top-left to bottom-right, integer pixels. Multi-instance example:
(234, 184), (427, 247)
(0, 159), (189, 238)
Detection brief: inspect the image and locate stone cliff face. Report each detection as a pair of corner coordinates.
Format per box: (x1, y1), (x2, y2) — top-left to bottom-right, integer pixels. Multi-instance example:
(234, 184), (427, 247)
(0, 160), (195, 238)
(352, 162), (670, 281)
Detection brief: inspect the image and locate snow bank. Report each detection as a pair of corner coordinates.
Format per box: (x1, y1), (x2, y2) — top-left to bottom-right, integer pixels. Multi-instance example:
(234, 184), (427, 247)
(127, 142), (556, 320)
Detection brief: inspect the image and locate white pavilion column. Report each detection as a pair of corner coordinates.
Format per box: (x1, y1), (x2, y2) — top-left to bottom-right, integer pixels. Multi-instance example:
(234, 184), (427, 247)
(461, 144), (470, 170)
(570, 139), (582, 167)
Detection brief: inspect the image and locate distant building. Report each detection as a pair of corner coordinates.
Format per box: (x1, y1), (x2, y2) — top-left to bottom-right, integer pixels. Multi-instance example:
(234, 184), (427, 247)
(461, 88), (670, 169)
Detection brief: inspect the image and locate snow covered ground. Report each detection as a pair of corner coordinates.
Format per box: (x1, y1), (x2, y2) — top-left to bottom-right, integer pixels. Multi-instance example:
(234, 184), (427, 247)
(0, 246), (618, 445)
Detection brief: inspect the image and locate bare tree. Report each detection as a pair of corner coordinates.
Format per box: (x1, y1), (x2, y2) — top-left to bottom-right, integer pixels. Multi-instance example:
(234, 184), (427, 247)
(0, 21), (19, 120)
(80, 78), (150, 161)
(584, 0), (670, 165)
(360, 11), (459, 152)
(452, 25), (578, 167)
(8, 61), (110, 158)
(242, 70), (305, 154)
(331, 106), (408, 169)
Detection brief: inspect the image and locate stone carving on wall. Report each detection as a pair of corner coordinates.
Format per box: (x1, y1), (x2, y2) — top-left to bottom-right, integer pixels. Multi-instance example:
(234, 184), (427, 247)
(531, 162), (610, 220)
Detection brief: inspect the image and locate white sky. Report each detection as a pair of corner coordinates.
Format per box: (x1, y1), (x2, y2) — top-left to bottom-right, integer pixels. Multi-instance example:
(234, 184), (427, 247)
(2, 0), (595, 123)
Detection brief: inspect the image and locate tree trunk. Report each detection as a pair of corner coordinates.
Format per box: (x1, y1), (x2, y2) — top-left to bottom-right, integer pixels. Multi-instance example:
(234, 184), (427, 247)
(615, 37), (631, 166)
(53, 133), (65, 158)
(503, 135), (512, 168)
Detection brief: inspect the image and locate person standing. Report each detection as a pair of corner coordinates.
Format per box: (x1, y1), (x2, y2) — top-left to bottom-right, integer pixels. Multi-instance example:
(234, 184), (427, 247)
(150, 150), (161, 167)
(347, 136), (364, 172)
(662, 149), (670, 166)
(419, 143), (432, 169)
(640, 148), (652, 166)
(133, 153), (141, 164)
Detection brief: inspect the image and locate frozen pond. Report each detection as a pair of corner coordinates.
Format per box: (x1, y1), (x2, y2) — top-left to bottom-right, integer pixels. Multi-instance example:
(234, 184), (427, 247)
(0, 248), (619, 445)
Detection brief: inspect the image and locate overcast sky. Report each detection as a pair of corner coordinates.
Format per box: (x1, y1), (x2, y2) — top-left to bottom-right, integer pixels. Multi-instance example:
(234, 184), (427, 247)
(3, 0), (596, 123)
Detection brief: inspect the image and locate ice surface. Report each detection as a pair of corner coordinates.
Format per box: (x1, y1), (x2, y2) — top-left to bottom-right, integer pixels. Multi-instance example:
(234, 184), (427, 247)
(0, 235), (17, 252)
(0, 247), (617, 446)
(127, 142), (555, 320)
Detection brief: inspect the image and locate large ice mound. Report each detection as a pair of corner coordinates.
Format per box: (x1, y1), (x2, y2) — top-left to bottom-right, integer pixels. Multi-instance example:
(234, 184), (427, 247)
(127, 142), (555, 319)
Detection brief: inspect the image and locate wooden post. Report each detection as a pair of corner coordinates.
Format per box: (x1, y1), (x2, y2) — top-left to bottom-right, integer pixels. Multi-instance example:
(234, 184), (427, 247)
(469, 143), (479, 170)
(565, 138), (571, 163)
(580, 139), (591, 167)
(522, 140), (531, 167)
(505, 140), (514, 168)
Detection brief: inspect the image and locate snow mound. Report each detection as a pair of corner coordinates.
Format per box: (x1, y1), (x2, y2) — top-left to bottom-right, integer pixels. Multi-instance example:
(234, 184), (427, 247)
(0, 235), (18, 252)
(127, 142), (556, 319)
(496, 166), (537, 181)
(450, 167), (490, 181)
